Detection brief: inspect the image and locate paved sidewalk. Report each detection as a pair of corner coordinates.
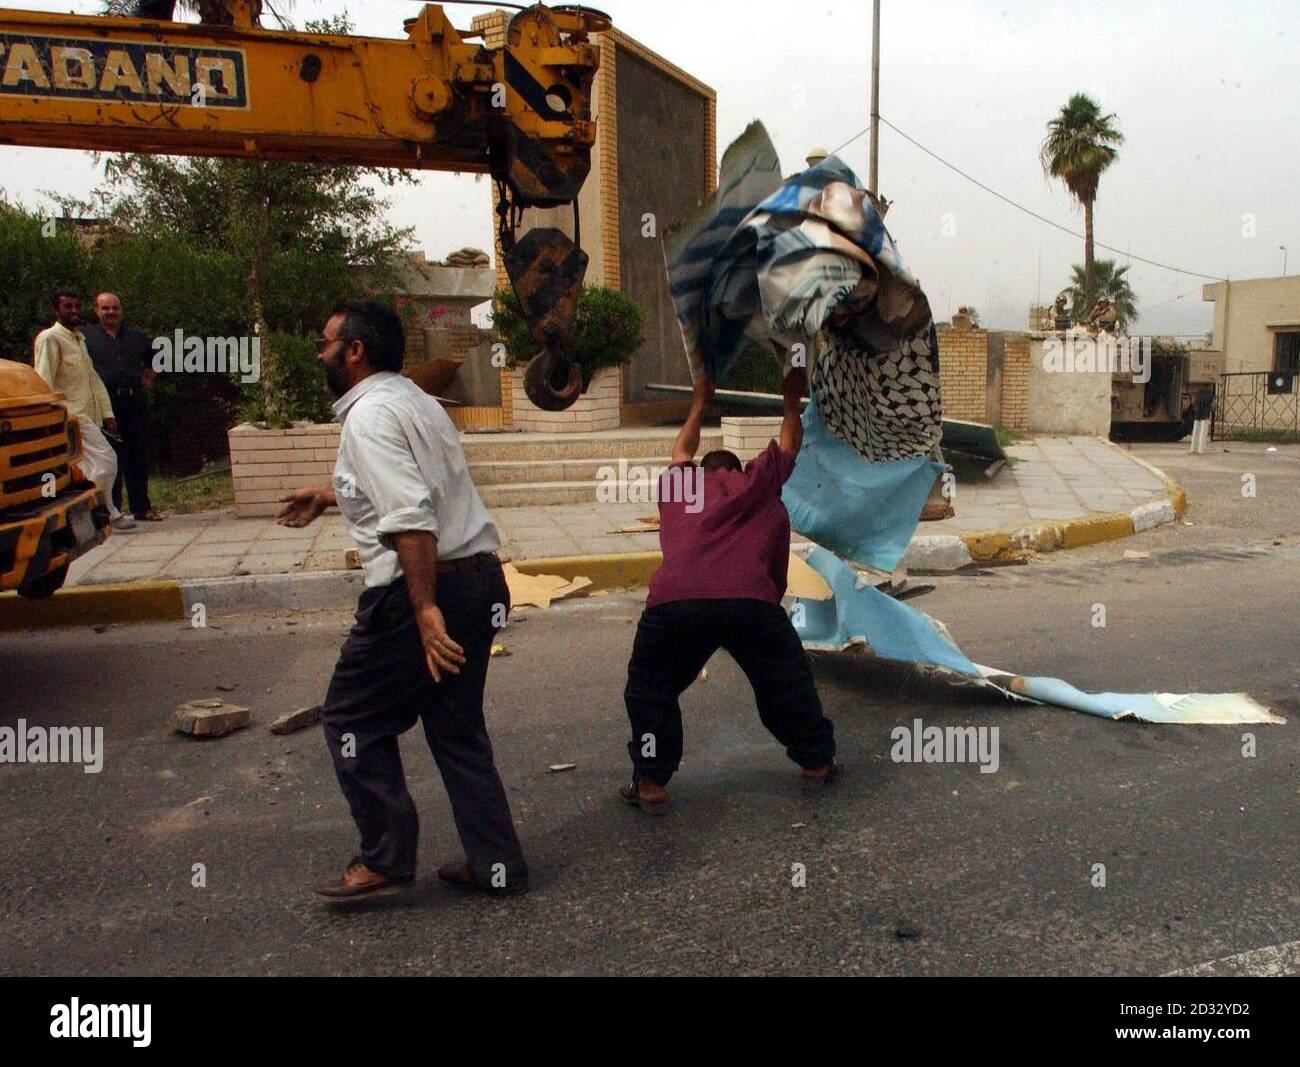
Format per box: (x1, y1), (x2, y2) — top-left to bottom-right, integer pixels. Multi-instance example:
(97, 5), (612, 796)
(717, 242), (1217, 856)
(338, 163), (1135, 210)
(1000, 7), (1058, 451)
(64, 435), (1171, 587)
(937, 435), (1167, 532)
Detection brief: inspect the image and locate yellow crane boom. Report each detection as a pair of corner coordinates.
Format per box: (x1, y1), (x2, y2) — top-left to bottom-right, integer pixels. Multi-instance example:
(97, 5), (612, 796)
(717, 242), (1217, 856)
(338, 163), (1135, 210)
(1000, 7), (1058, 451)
(0, 0), (607, 408)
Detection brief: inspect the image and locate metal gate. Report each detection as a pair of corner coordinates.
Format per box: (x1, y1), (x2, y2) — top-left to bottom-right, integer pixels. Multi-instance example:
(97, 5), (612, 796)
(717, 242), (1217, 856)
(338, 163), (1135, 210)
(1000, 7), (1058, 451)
(1214, 371), (1300, 439)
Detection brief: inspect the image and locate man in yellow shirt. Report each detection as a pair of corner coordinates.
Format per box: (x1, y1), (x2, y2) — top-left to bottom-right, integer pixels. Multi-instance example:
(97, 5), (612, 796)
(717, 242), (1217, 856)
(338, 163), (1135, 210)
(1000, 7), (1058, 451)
(34, 292), (134, 530)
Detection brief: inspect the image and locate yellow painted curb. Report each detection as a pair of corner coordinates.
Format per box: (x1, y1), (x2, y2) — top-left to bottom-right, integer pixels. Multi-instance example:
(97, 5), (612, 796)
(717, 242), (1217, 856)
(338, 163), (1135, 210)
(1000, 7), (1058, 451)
(512, 551), (662, 591)
(962, 530), (1014, 561)
(0, 581), (185, 632)
(1060, 512), (1135, 549)
(958, 441), (1189, 563)
(1168, 486), (1187, 517)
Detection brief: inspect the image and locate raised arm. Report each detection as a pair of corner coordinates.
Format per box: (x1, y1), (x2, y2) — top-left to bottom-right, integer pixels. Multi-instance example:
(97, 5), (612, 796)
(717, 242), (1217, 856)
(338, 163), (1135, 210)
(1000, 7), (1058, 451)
(779, 367), (806, 456)
(671, 374), (715, 464)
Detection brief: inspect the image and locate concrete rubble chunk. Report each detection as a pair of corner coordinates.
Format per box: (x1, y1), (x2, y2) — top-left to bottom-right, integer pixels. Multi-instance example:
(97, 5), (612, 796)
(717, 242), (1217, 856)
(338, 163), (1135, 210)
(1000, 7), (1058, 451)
(269, 704), (323, 735)
(171, 700), (252, 738)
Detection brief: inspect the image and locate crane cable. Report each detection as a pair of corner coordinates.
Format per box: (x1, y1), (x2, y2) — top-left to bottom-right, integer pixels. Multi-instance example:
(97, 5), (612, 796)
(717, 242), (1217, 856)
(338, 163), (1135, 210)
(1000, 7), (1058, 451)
(830, 115), (1227, 283)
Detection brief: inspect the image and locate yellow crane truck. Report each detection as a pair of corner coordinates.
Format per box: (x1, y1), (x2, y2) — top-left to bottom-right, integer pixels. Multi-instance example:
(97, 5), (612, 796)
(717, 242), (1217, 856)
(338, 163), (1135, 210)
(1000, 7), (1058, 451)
(0, 359), (111, 598)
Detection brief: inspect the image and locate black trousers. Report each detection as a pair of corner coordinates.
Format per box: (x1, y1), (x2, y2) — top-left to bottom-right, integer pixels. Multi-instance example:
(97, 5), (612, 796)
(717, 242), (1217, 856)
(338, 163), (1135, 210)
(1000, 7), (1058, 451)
(624, 598), (835, 785)
(108, 391), (152, 516)
(321, 559), (527, 886)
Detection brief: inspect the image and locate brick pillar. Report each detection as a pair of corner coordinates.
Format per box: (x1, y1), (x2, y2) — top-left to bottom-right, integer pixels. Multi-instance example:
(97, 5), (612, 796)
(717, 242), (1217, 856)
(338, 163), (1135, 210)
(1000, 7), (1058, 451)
(704, 92), (717, 195)
(936, 323), (989, 422)
(500, 367), (514, 426)
(597, 32), (620, 293)
(470, 9), (508, 47)
(1002, 335), (1031, 431)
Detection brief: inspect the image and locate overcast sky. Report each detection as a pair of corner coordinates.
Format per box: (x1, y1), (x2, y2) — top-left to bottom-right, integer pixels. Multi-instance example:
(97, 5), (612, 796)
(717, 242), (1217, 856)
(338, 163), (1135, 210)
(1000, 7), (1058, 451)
(2, 0), (1296, 335)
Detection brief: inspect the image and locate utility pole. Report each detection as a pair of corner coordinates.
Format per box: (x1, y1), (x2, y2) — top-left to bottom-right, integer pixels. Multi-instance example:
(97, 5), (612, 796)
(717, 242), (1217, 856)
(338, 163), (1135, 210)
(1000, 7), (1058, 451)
(1280, 245), (1288, 276)
(869, 0), (880, 198)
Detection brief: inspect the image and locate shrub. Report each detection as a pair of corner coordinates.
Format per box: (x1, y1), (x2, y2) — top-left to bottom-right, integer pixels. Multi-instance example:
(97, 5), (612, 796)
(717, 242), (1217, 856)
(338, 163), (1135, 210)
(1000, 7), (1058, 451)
(491, 284), (645, 380)
(0, 202), (89, 362)
(238, 331), (333, 427)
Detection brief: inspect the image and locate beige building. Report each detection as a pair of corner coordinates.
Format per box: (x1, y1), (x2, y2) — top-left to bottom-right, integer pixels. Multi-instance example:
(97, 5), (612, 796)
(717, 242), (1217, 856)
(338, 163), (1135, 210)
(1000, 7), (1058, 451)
(1202, 276), (1300, 375)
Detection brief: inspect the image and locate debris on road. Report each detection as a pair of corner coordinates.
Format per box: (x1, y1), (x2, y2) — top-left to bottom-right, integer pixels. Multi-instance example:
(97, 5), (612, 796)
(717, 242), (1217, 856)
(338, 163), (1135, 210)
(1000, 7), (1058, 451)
(490, 643), (510, 657)
(269, 704), (322, 735)
(504, 563), (592, 608)
(171, 699), (251, 738)
(549, 763), (576, 773)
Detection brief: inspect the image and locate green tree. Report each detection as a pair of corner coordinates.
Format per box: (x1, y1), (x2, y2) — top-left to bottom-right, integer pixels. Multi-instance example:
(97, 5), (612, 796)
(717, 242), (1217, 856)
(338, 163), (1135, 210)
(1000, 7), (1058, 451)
(0, 200), (89, 362)
(1063, 259), (1138, 332)
(1040, 93), (1123, 317)
(65, 151), (414, 424)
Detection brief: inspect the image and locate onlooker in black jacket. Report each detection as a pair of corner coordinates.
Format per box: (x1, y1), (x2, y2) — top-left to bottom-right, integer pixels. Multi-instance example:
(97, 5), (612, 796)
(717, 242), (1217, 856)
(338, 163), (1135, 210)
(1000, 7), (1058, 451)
(83, 293), (161, 521)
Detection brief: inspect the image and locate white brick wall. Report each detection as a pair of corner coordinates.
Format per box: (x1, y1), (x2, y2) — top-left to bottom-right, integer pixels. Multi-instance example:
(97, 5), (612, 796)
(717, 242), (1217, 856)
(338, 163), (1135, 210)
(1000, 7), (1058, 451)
(721, 416), (783, 462)
(511, 366), (621, 433)
(229, 422), (339, 517)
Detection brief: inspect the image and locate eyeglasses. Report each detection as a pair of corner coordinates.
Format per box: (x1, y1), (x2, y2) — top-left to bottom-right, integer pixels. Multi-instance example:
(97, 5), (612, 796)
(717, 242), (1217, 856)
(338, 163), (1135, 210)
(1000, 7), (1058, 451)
(315, 336), (342, 354)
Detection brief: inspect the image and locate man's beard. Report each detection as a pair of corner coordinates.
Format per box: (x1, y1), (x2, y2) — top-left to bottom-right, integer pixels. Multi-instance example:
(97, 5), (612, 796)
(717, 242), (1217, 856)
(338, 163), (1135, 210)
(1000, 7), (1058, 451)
(324, 352), (351, 398)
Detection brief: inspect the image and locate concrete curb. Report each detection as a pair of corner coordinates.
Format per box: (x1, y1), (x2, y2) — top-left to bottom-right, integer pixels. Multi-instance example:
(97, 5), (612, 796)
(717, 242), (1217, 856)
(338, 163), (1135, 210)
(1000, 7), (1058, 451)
(0, 447), (1187, 629)
(0, 581), (185, 632)
(0, 573), (370, 632)
(902, 440), (1187, 570)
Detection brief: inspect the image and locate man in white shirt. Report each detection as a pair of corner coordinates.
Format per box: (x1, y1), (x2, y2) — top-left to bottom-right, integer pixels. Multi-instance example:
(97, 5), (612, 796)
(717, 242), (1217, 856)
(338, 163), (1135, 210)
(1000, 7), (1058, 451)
(279, 299), (527, 899)
(33, 292), (133, 530)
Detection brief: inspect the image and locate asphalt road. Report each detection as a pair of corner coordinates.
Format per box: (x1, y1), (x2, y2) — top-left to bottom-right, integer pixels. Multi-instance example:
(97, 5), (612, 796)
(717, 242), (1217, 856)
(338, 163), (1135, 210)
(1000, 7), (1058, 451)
(1, 443), (1296, 976)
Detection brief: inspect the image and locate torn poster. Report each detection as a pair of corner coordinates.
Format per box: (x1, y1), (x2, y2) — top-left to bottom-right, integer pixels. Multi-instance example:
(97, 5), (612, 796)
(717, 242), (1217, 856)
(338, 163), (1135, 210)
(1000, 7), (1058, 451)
(664, 120), (944, 571)
(792, 546), (1283, 725)
(664, 122), (1280, 726)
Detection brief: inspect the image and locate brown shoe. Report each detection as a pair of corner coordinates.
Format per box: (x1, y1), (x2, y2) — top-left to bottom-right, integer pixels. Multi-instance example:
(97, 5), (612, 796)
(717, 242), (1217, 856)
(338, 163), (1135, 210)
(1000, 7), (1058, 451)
(620, 775), (669, 815)
(312, 857), (406, 898)
(800, 760), (843, 794)
(436, 861), (529, 895)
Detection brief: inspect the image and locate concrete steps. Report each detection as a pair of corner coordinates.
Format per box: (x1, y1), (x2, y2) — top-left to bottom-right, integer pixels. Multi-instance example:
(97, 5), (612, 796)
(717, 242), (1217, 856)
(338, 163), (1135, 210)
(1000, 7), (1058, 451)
(465, 429), (722, 507)
(462, 429), (721, 463)
(478, 479), (671, 508)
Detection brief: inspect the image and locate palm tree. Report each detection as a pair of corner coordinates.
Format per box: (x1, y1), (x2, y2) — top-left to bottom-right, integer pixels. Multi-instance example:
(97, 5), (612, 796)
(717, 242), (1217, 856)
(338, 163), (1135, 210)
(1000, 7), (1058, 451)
(1063, 259), (1137, 331)
(1040, 93), (1123, 317)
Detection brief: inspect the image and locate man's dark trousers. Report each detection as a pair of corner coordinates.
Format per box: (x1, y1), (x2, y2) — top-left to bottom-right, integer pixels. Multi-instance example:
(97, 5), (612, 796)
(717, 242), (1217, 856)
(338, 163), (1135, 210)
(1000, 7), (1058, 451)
(108, 388), (152, 517)
(624, 598), (835, 784)
(322, 556), (527, 887)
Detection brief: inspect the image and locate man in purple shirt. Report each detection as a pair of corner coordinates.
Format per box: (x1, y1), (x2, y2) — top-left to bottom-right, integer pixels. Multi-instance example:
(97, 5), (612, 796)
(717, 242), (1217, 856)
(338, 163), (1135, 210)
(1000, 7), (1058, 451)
(621, 369), (838, 814)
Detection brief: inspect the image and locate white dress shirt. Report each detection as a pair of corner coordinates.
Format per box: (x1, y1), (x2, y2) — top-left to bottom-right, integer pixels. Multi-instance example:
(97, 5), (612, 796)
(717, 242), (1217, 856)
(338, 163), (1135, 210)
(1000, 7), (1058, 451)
(332, 372), (500, 588)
